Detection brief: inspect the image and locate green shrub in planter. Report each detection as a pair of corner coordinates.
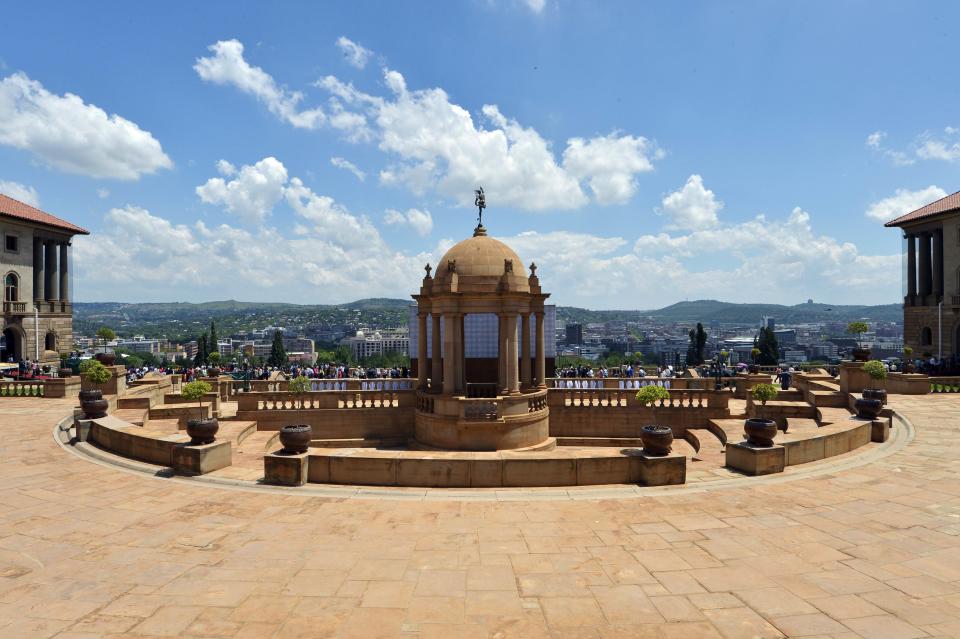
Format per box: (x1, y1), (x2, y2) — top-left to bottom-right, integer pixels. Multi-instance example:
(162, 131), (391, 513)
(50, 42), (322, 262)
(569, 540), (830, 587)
(182, 380), (213, 422)
(862, 360), (887, 381)
(751, 383), (779, 420)
(846, 322), (869, 348)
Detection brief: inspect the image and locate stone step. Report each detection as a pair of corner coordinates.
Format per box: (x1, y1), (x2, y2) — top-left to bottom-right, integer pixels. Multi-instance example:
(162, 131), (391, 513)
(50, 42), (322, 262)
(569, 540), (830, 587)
(112, 408), (147, 427)
(313, 436), (409, 449)
(817, 406), (854, 426)
(784, 417), (821, 435)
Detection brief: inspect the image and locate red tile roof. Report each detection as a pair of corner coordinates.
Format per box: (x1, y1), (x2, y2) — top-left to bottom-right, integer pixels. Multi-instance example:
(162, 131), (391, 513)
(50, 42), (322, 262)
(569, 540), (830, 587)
(885, 190), (960, 227)
(0, 193), (89, 235)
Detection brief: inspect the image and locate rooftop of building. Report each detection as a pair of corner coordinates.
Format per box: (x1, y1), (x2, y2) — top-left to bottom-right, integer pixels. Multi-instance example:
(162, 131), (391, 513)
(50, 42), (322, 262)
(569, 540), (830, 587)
(0, 193), (90, 235)
(885, 189), (960, 227)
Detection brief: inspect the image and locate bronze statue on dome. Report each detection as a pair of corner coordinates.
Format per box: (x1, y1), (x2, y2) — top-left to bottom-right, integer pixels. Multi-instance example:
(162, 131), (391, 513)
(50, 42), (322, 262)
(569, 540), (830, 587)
(474, 186), (486, 228)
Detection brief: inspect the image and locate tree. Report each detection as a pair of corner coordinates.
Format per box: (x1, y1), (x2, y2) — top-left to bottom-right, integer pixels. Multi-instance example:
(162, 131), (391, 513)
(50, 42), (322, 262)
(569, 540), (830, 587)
(194, 332), (208, 367)
(96, 326), (116, 351)
(754, 327), (779, 365)
(209, 320), (219, 356)
(268, 330), (287, 368)
(686, 323), (708, 366)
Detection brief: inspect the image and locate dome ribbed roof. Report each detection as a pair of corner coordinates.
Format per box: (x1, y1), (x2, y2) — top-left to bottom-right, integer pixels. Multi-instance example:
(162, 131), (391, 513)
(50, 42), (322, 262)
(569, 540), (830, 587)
(433, 226), (529, 293)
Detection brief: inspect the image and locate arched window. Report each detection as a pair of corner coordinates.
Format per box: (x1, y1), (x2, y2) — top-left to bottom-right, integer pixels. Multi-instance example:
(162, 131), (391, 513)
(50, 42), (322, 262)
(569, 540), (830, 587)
(3, 272), (18, 302)
(44, 331), (57, 352)
(921, 327), (933, 346)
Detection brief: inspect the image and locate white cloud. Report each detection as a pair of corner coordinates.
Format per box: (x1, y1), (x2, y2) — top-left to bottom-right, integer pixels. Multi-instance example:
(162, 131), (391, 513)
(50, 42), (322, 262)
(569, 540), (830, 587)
(200, 41), (661, 211)
(384, 208), (433, 236)
(523, 0), (547, 13)
(330, 156), (366, 181)
(194, 40), (326, 129)
(865, 185), (946, 223)
(196, 156), (289, 224)
(0, 180), (39, 206)
(868, 127), (960, 165)
(0, 72), (172, 180)
(659, 174), (722, 230)
(96, 188), (110, 199)
(336, 37), (372, 69)
(499, 205), (900, 307)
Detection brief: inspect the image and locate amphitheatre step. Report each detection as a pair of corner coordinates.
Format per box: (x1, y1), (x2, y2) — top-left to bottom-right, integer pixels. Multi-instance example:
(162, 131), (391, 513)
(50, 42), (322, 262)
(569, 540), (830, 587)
(311, 436), (410, 448)
(142, 418), (181, 434)
(704, 418), (748, 446)
(237, 430), (279, 455)
(112, 408), (147, 427)
(775, 389), (804, 401)
(556, 436), (645, 447)
(784, 417), (821, 435)
(214, 421), (256, 446)
(808, 390), (848, 407)
(817, 406), (855, 426)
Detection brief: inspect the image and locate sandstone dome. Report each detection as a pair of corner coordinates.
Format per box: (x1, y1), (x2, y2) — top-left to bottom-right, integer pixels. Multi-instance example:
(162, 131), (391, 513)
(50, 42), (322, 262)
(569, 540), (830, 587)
(432, 226), (530, 294)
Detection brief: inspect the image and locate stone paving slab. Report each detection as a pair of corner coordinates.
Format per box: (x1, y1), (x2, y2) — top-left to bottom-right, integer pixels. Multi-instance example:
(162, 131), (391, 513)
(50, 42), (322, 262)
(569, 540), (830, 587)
(0, 395), (957, 638)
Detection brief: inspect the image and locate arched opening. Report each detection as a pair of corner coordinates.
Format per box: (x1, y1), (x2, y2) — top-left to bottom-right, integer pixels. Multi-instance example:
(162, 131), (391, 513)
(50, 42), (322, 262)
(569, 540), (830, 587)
(921, 326), (933, 346)
(3, 272), (18, 302)
(1, 326), (23, 363)
(44, 331), (57, 352)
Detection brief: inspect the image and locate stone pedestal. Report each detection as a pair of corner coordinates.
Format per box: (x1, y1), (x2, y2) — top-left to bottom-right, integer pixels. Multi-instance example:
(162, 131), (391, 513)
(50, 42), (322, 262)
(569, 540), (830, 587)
(172, 441), (231, 475)
(736, 373), (773, 400)
(839, 361), (870, 394)
(264, 452), (309, 486)
(725, 441), (785, 476)
(871, 418), (890, 443)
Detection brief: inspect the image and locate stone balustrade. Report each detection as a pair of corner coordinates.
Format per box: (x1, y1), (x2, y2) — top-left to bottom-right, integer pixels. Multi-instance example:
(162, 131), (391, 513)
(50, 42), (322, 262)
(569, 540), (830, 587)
(236, 389), (413, 412)
(225, 377), (415, 396)
(549, 377), (695, 390)
(0, 380), (46, 397)
(548, 387), (730, 410)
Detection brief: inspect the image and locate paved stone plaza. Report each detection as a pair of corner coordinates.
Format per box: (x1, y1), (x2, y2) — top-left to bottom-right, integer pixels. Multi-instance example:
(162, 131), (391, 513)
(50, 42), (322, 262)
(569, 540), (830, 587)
(3, 396), (960, 638)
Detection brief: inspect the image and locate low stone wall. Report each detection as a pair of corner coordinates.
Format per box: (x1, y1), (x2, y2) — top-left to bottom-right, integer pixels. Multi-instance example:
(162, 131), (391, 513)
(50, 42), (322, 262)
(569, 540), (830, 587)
(86, 415), (230, 474)
(264, 448), (685, 488)
(546, 388), (731, 438)
(839, 362), (928, 395)
(237, 407), (414, 440)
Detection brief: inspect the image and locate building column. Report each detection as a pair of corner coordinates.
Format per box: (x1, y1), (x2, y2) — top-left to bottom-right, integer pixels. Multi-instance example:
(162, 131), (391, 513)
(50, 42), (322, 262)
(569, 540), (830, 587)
(451, 313), (464, 394)
(933, 228), (944, 299)
(505, 313), (520, 395)
(458, 314), (466, 392)
(918, 232), (932, 297)
(431, 313), (442, 392)
(44, 240), (57, 302)
(33, 237), (44, 302)
(442, 314), (457, 395)
(906, 233), (917, 300)
(498, 314), (508, 394)
(535, 311), (546, 389)
(417, 312), (428, 390)
(520, 313), (532, 388)
(59, 243), (69, 303)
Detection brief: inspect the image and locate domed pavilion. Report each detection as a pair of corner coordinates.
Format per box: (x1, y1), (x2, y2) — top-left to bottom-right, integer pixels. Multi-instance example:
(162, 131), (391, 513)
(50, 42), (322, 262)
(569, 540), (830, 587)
(412, 222), (551, 451)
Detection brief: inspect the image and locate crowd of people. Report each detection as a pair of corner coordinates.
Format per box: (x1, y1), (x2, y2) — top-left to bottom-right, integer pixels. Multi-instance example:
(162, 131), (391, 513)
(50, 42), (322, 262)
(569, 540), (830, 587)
(555, 364), (677, 378)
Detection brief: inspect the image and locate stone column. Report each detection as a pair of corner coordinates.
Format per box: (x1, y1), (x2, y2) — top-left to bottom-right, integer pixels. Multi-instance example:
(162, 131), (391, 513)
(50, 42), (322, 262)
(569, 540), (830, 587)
(59, 243), (69, 303)
(451, 313), (464, 393)
(933, 228), (944, 299)
(498, 314), (508, 394)
(33, 237), (44, 301)
(44, 240), (57, 301)
(906, 233), (917, 299)
(505, 313), (520, 395)
(458, 314), (466, 392)
(535, 311), (546, 389)
(431, 314), (442, 392)
(417, 312), (428, 389)
(442, 314), (457, 394)
(919, 232), (932, 297)
(520, 313), (532, 388)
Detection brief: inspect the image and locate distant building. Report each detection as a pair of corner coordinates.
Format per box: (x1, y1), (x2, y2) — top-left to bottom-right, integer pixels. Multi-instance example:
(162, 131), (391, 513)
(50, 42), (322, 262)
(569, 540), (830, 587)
(773, 329), (796, 346)
(565, 323), (583, 345)
(1, 194), (89, 364)
(116, 337), (161, 355)
(761, 316), (775, 331)
(342, 328), (409, 360)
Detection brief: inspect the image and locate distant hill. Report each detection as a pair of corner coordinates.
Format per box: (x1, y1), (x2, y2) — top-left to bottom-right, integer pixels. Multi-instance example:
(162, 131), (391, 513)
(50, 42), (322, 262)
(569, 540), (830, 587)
(557, 300), (902, 324)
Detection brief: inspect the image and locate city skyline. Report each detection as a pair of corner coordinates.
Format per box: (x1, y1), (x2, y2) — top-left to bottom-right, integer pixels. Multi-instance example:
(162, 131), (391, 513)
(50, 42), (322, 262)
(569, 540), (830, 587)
(2, 2), (958, 307)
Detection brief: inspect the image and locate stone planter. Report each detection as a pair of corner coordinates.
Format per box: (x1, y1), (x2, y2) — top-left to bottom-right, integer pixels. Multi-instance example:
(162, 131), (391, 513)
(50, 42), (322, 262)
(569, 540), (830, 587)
(208, 368), (221, 378)
(744, 418), (778, 447)
(748, 364), (760, 374)
(280, 424), (312, 454)
(854, 398), (883, 420)
(186, 418), (219, 445)
(640, 425), (673, 456)
(851, 348), (871, 362)
(94, 353), (116, 366)
(862, 388), (887, 405)
(79, 389), (108, 419)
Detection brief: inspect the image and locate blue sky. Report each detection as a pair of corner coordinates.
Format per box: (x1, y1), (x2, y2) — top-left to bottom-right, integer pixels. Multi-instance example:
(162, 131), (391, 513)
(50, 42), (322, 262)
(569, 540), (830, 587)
(1, 1), (957, 308)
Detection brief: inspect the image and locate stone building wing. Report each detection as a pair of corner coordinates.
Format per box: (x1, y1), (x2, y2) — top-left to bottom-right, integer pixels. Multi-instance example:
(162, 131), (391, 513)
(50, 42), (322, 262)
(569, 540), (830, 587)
(885, 190), (960, 227)
(0, 194), (89, 235)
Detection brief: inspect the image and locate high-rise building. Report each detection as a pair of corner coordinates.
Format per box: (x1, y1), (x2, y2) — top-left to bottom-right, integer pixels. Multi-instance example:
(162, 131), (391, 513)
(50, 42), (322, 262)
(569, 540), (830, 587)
(566, 323), (583, 345)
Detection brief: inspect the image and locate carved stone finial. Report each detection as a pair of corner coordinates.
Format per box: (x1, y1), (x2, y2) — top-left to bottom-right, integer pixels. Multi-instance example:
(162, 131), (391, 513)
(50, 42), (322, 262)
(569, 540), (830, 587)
(504, 258), (513, 274)
(447, 259), (457, 273)
(424, 263), (432, 278)
(529, 262), (537, 277)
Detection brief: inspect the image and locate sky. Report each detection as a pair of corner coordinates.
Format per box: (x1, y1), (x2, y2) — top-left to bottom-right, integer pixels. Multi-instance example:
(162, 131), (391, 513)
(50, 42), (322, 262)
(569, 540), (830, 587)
(1, 1), (958, 309)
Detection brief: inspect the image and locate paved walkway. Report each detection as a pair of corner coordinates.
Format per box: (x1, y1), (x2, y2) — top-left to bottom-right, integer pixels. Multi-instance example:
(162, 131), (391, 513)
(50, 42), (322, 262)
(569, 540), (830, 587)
(1, 396), (960, 638)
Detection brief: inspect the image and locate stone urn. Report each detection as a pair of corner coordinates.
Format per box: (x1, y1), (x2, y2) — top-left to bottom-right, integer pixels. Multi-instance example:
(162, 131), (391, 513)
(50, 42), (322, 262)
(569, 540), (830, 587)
(748, 364), (760, 374)
(744, 418), (778, 447)
(186, 418), (219, 445)
(640, 425), (673, 456)
(851, 347), (871, 362)
(208, 368), (221, 378)
(79, 389), (108, 419)
(854, 398), (882, 420)
(280, 424), (311, 454)
(862, 388), (887, 405)
(94, 353), (116, 366)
